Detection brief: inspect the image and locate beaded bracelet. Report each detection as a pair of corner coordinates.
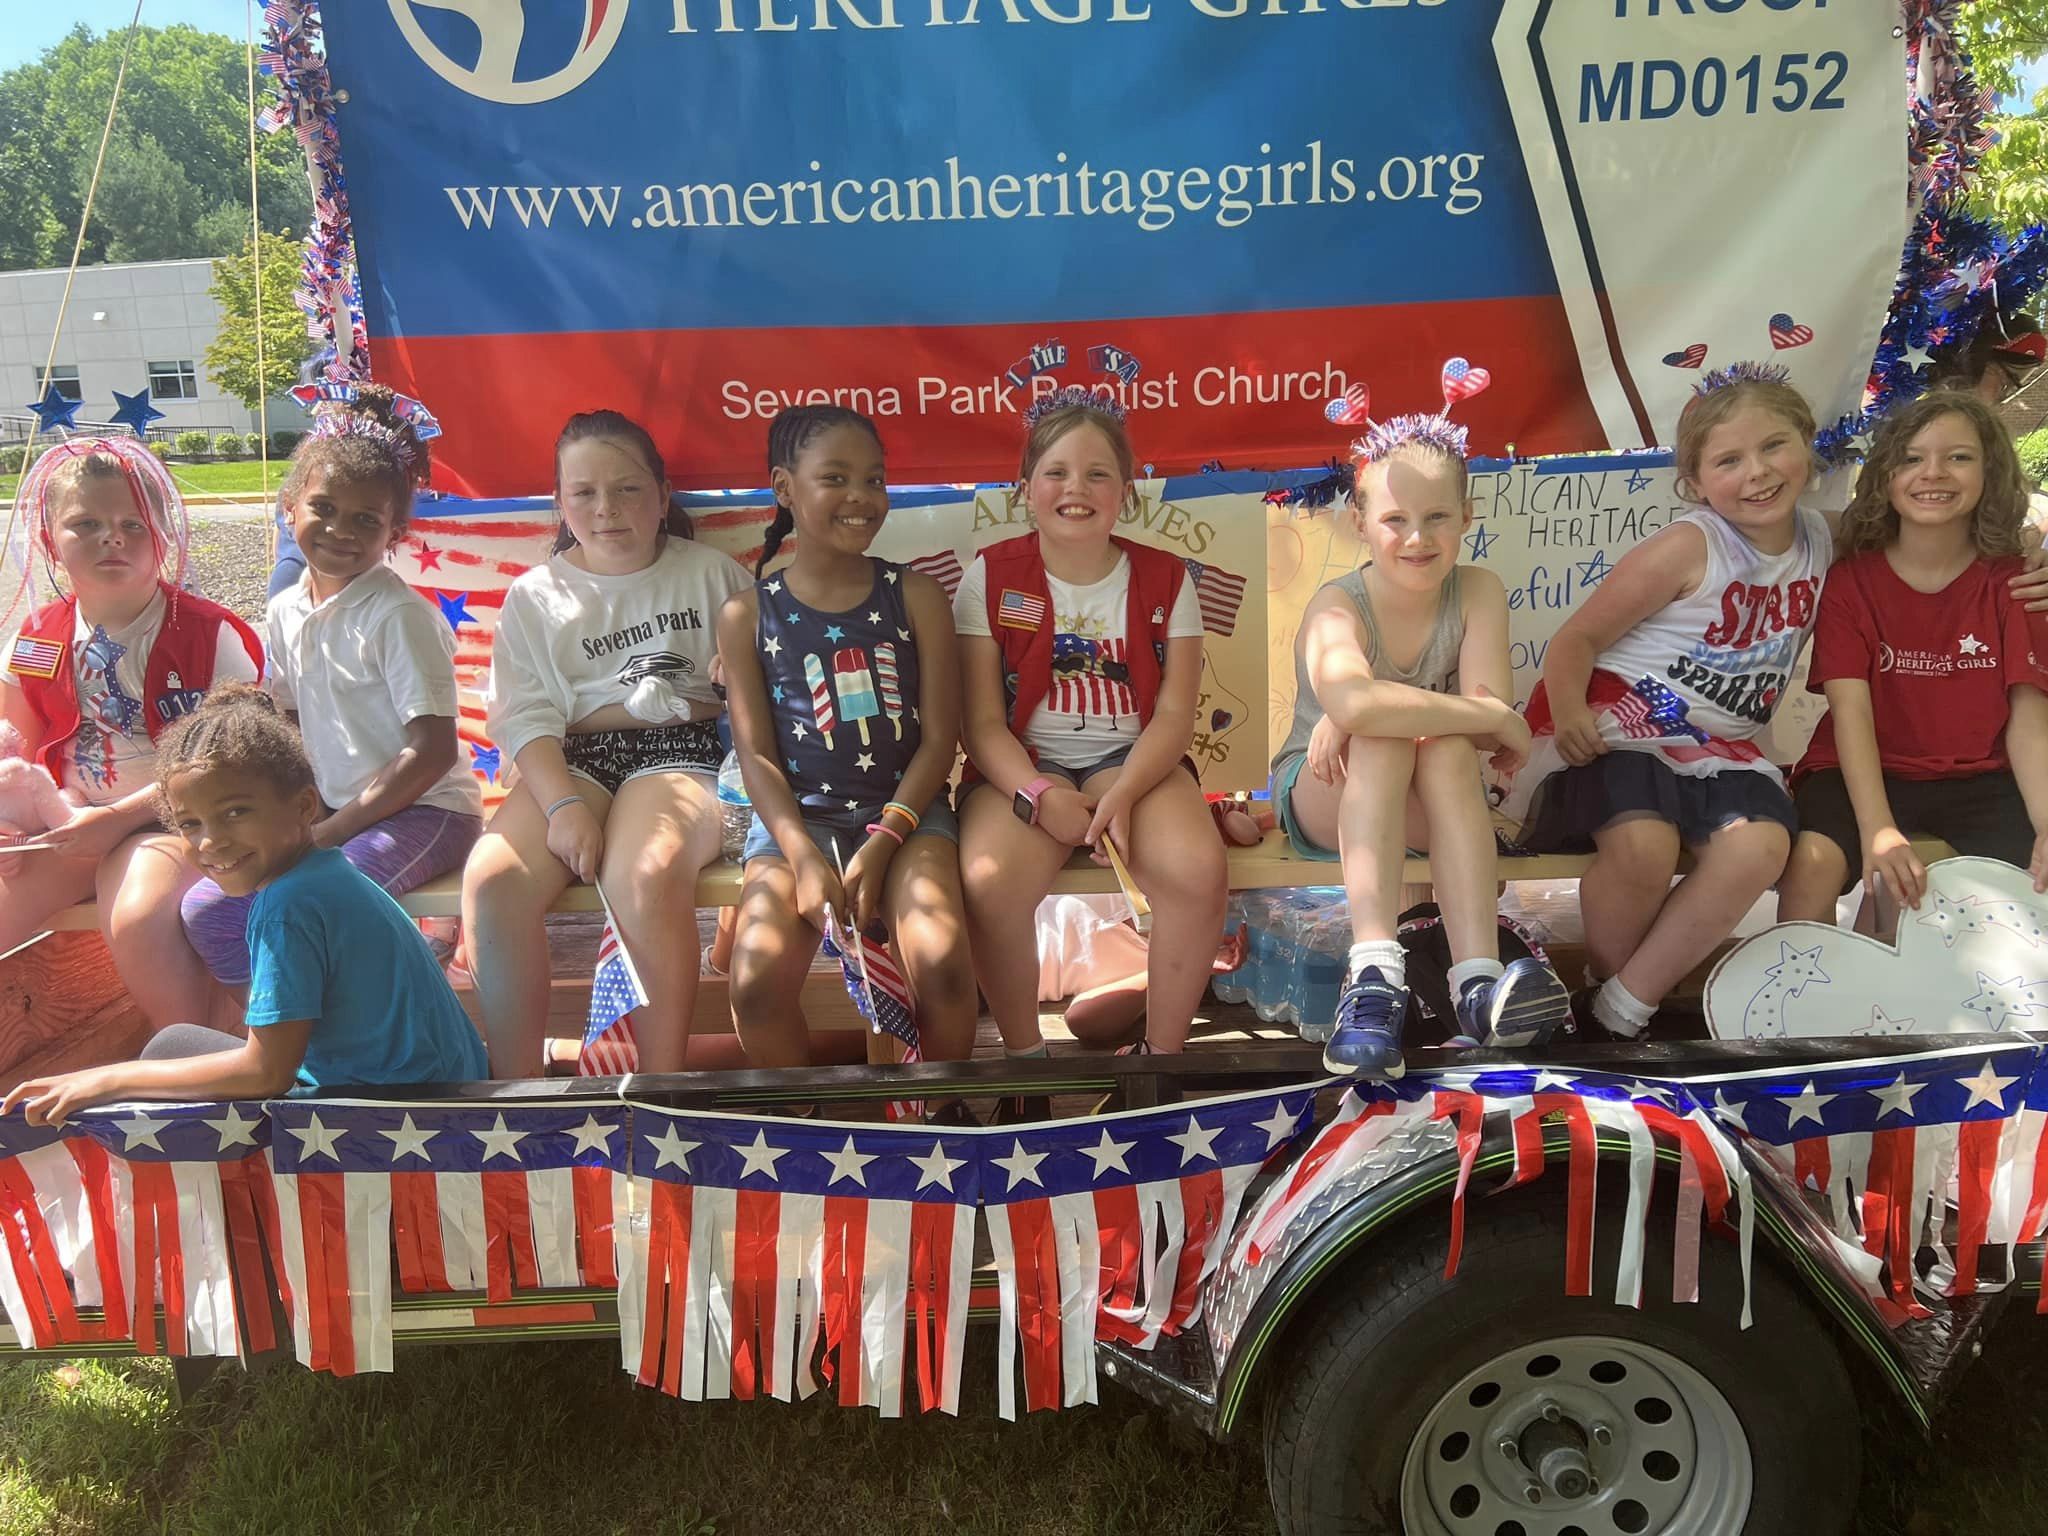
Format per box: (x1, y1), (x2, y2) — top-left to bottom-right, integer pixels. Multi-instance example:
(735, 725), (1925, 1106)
(883, 800), (921, 831)
(544, 795), (583, 820)
(866, 821), (907, 848)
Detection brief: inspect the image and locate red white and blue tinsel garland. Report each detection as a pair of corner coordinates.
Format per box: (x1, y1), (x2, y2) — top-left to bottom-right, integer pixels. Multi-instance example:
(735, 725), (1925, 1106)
(7, 1045), (2048, 1414)
(255, 0), (368, 381)
(1814, 0), (2048, 466)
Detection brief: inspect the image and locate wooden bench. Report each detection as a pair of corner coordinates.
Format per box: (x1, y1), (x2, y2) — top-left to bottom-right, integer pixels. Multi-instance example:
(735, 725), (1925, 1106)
(27, 831), (1629, 930)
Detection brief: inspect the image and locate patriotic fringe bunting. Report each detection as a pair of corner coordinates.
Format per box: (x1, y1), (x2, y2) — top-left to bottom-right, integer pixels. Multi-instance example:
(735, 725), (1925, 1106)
(12, 1044), (2048, 1411)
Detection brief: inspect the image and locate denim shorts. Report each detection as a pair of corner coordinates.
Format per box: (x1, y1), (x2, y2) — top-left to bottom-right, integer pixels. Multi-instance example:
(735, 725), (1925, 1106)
(741, 790), (959, 865)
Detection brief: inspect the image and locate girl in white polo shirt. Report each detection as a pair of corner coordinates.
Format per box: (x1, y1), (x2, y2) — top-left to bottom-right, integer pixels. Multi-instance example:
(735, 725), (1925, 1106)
(181, 389), (482, 984)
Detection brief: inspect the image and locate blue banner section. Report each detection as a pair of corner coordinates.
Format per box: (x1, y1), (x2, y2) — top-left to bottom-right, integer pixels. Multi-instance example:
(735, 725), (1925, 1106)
(325, 0), (1549, 337)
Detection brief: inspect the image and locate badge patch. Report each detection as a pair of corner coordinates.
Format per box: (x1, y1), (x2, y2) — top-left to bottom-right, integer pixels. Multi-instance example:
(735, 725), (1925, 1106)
(7, 635), (64, 680)
(998, 590), (1048, 631)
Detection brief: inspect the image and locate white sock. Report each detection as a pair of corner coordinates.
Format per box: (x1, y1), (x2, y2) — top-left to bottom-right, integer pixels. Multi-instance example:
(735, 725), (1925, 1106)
(1593, 976), (1655, 1038)
(1347, 940), (1405, 986)
(1004, 1040), (1050, 1060)
(1447, 957), (1505, 994)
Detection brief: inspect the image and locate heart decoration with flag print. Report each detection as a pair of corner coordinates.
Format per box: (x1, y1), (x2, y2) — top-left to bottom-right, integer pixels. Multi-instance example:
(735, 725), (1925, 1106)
(1324, 382), (1371, 426)
(1663, 344), (1709, 369)
(1769, 313), (1815, 350)
(1440, 358), (1491, 407)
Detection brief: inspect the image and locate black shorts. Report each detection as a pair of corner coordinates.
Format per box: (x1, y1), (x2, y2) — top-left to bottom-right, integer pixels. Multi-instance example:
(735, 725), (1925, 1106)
(1793, 767), (2034, 893)
(563, 719), (723, 796)
(1520, 751), (1797, 854)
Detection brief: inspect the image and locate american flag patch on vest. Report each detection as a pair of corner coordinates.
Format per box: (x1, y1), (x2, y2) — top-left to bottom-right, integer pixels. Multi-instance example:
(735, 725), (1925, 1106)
(7, 636), (64, 679)
(997, 590), (1047, 631)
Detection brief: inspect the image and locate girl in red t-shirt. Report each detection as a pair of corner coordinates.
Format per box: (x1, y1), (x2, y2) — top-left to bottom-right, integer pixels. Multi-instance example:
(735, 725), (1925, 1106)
(1779, 389), (2048, 926)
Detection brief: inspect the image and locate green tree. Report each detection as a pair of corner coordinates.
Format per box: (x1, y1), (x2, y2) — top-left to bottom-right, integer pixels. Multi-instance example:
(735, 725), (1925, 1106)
(204, 230), (311, 411)
(90, 132), (200, 263)
(1956, 2), (2048, 233)
(0, 24), (313, 267)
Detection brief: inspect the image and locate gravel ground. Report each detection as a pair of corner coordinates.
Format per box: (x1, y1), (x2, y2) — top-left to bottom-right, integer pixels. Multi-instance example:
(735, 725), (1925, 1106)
(187, 513), (277, 625)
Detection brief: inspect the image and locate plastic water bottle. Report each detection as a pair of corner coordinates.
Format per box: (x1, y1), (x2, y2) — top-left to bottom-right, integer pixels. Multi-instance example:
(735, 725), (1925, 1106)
(716, 751), (751, 863)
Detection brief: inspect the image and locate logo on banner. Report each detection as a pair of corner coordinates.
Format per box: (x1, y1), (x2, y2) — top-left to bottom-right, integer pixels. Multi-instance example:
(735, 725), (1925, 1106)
(389, 0), (630, 105)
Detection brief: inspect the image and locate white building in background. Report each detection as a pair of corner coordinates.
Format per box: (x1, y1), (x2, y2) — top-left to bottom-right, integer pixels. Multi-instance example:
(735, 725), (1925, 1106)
(0, 257), (309, 442)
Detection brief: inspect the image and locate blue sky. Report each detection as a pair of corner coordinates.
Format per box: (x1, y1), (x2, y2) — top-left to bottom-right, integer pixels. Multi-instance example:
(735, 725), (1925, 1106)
(0, 0), (255, 73)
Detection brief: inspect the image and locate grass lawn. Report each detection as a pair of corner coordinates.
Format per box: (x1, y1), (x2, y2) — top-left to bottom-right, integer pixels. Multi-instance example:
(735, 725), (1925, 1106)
(0, 460), (288, 501)
(4, 1314), (2048, 1536)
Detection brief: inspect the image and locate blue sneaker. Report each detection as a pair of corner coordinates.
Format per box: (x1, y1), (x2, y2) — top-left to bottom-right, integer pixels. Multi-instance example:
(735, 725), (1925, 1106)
(1446, 958), (1574, 1049)
(1322, 967), (1409, 1078)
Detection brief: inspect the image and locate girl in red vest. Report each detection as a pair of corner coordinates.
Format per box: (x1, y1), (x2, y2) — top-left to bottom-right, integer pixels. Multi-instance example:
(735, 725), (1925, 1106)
(0, 438), (262, 1025)
(956, 389), (1227, 1064)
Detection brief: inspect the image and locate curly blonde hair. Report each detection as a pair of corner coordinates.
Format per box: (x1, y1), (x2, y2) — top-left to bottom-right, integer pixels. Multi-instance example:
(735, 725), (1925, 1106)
(1671, 371), (1818, 504)
(1835, 389), (2029, 559)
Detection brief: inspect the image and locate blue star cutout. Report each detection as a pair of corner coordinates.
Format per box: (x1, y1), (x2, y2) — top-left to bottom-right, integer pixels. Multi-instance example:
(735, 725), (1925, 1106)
(786, 758), (801, 773)
(1575, 551), (1611, 588)
(823, 624), (846, 643)
(25, 385), (81, 433)
(771, 684), (785, 703)
(109, 386), (166, 436)
(1465, 524), (1497, 561)
(1624, 469), (1654, 494)
(469, 743), (501, 783)
(434, 590), (475, 631)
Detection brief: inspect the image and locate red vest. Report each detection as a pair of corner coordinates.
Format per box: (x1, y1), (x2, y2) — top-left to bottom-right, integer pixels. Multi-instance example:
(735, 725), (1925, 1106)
(8, 585), (264, 780)
(977, 533), (1188, 760)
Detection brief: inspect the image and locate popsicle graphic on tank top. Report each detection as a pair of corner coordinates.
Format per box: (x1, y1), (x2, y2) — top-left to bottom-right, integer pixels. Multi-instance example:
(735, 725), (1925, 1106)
(875, 643), (904, 740)
(804, 653), (837, 749)
(834, 648), (881, 746)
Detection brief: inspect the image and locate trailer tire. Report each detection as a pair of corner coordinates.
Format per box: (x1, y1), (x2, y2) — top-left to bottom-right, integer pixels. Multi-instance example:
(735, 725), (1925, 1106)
(1261, 1187), (1860, 1536)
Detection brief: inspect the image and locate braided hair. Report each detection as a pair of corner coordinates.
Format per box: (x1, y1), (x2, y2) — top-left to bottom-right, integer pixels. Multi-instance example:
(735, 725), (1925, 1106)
(153, 684), (316, 827)
(758, 405), (885, 577)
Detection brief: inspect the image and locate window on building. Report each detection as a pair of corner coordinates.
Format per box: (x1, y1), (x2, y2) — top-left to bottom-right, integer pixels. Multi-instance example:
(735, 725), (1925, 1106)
(35, 366), (81, 402)
(147, 361), (198, 400)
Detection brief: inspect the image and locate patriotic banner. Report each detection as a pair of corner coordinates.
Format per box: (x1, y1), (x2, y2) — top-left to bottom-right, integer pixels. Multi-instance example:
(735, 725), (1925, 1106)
(267, 1100), (627, 1375)
(980, 1080), (1318, 1419)
(0, 1103), (280, 1360)
(617, 1102), (978, 1417)
(318, 3), (1903, 493)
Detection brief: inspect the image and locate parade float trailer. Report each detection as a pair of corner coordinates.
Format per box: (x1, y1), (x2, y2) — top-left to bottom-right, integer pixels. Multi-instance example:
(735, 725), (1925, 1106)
(5, 2), (2048, 1533)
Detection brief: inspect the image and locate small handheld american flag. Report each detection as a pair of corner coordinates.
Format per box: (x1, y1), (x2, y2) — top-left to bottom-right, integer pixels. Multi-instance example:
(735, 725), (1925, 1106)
(579, 888), (645, 1077)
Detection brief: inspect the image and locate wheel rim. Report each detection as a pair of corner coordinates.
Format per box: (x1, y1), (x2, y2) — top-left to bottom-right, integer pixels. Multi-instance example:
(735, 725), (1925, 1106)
(1398, 1334), (1752, 1536)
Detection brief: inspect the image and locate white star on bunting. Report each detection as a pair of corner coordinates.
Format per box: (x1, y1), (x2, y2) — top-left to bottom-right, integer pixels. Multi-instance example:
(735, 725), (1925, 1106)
(567, 1115), (615, 1156)
(1958, 1059), (2022, 1112)
(1533, 1069), (1578, 1093)
(822, 1135), (877, 1187)
(1167, 1116), (1224, 1166)
(1080, 1129), (1136, 1178)
(115, 1113), (173, 1152)
(203, 1105), (262, 1151)
(1782, 1080), (1836, 1130)
(648, 1124), (700, 1171)
(473, 1113), (529, 1162)
(1253, 1101), (1301, 1150)
(735, 1130), (789, 1181)
(380, 1113), (439, 1162)
(909, 1141), (965, 1192)
(1711, 1088), (1750, 1135)
(289, 1113), (344, 1161)
(993, 1139), (1048, 1190)
(1869, 1073), (1928, 1120)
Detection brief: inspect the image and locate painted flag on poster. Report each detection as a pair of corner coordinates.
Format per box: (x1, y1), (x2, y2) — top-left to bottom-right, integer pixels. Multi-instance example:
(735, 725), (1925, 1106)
(980, 1082), (1317, 1418)
(266, 1100), (626, 1374)
(580, 890), (645, 1077)
(618, 1103), (978, 1416)
(0, 1103), (279, 1358)
(906, 550), (966, 600)
(1183, 559), (1248, 638)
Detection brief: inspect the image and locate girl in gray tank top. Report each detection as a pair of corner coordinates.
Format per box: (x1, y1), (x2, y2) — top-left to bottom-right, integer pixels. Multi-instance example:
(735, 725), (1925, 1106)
(1270, 413), (1570, 1082)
